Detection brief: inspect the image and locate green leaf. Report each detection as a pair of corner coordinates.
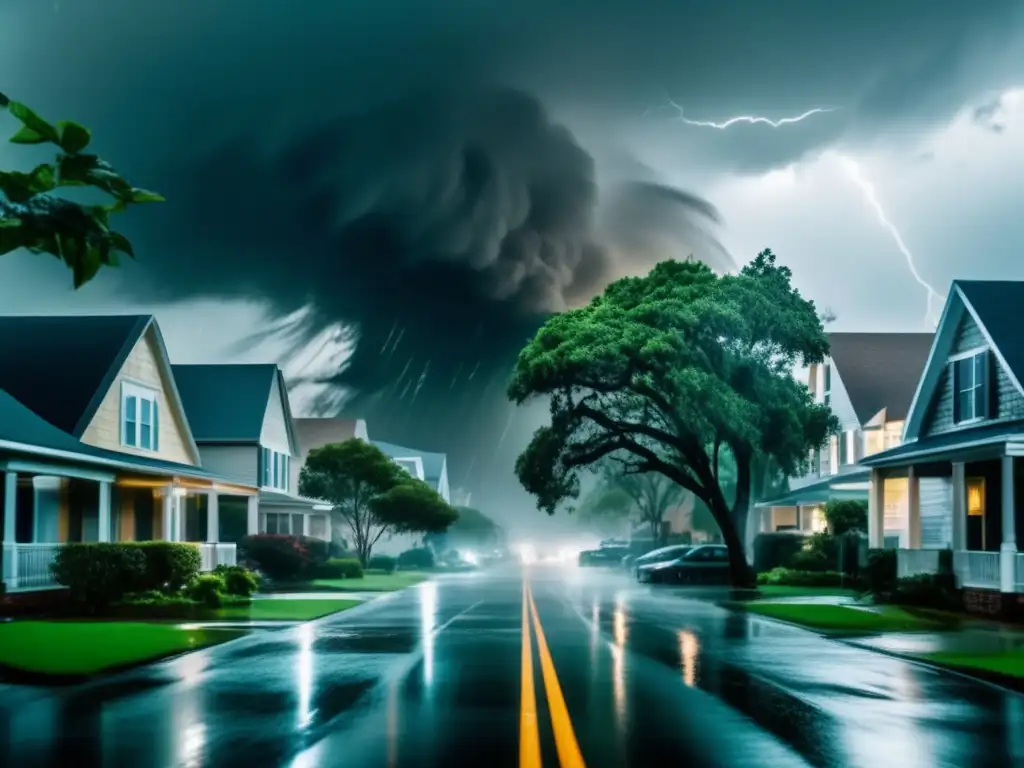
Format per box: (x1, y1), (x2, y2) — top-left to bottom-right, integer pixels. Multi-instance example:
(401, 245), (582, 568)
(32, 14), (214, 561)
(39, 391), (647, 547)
(0, 171), (37, 203)
(9, 125), (48, 144)
(56, 120), (91, 153)
(0, 224), (26, 255)
(6, 101), (59, 143)
(110, 231), (135, 258)
(0, 217), (22, 228)
(29, 164), (56, 193)
(0, 92), (9, 108)
(73, 245), (102, 289)
(129, 188), (165, 204)
(57, 153), (100, 185)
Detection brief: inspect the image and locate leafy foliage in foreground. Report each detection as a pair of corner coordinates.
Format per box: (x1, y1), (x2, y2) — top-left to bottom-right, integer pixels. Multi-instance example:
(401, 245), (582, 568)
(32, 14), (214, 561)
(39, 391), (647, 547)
(0, 92), (164, 287)
(508, 250), (838, 585)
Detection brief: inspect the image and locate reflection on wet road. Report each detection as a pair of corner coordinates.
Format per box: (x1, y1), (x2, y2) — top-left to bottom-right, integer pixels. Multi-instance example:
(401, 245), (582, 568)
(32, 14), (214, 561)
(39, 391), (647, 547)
(1, 566), (1022, 767)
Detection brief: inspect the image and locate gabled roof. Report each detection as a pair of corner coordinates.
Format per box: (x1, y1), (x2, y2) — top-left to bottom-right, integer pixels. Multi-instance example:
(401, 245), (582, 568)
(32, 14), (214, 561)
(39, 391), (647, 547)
(172, 363), (280, 443)
(0, 314), (150, 436)
(903, 281), (1024, 441)
(373, 440), (447, 489)
(0, 313), (201, 462)
(828, 333), (933, 424)
(0, 389), (253, 487)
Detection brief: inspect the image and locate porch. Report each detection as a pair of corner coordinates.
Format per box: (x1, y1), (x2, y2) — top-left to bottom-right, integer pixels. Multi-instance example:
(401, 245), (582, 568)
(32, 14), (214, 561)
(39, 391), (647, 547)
(868, 445), (1024, 594)
(1, 466), (259, 593)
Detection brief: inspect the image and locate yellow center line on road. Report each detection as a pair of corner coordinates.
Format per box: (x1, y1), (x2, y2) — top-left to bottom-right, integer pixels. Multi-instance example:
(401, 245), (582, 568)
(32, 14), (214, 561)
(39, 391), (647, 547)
(528, 583), (587, 768)
(520, 579), (542, 768)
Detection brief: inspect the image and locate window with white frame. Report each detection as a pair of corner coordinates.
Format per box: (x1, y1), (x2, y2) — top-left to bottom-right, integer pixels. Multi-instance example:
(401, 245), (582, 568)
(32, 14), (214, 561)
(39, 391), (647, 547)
(260, 447), (290, 492)
(823, 363), (831, 407)
(260, 512), (303, 535)
(953, 351), (989, 424)
(121, 381), (160, 451)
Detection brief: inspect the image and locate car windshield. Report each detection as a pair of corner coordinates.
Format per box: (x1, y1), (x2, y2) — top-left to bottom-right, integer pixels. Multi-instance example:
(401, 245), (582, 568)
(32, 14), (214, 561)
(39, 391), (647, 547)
(638, 545), (690, 562)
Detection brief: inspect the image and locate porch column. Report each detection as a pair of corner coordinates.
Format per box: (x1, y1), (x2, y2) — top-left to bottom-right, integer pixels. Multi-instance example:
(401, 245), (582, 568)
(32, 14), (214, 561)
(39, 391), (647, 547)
(161, 491), (175, 541)
(952, 462), (967, 551)
(907, 467), (921, 549)
(302, 513), (311, 537)
(97, 481), (112, 542)
(2, 471), (17, 589)
(868, 469), (885, 547)
(206, 492), (220, 543)
(1000, 454), (1018, 593)
(247, 494), (259, 535)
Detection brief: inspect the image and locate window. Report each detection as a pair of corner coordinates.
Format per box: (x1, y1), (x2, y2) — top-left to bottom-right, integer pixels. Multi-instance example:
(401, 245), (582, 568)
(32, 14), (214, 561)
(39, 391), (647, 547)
(260, 511), (305, 535)
(823, 363), (831, 406)
(966, 478), (985, 517)
(828, 435), (839, 475)
(953, 351), (989, 424)
(121, 382), (160, 451)
(260, 447), (290, 492)
(883, 420), (903, 450)
(863, 427), (884, 458)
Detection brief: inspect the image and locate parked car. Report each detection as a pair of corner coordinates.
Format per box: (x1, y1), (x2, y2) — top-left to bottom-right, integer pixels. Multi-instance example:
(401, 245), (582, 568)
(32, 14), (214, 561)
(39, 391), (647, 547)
(636, 545), (730, 584)
(630, 544), (693, 578)
(578, 545), (631, 567)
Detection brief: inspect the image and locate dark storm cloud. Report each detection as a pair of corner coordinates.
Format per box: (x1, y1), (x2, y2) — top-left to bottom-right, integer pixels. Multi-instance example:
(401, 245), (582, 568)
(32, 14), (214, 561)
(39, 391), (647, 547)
(3, 0), (1023, 502)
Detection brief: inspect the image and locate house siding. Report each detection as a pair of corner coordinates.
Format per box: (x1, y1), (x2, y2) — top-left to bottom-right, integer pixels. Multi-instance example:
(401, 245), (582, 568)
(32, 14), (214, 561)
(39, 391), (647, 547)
(79, 327), (197, 465)
(921, 313), (1024, 437)
(260, 379), (293, 456)
(197, 445), (259, 487)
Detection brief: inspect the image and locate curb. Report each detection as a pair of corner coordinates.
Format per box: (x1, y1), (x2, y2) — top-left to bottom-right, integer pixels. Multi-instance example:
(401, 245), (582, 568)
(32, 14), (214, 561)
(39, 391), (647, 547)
(838, 640), (1024, 696)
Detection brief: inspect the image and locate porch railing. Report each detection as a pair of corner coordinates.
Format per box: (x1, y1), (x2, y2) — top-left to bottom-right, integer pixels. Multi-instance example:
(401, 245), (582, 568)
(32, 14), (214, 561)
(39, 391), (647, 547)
(896, 549), (940, 578)
(3, 543), (62, 591)
(953, 550), (1001, 590)
(196, 542), (237, 571)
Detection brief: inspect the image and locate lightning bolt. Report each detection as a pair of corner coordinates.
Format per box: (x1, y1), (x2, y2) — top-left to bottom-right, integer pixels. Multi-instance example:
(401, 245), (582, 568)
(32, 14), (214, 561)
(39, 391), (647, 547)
(834, 155), (943, 325)
(658, 97), (836, 129)
(653, 100), (944, 327)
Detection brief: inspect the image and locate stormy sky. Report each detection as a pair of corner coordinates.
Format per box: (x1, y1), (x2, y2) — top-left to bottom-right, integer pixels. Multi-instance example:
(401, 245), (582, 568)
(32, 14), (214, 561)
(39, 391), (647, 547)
(2, 1), (1024, 526)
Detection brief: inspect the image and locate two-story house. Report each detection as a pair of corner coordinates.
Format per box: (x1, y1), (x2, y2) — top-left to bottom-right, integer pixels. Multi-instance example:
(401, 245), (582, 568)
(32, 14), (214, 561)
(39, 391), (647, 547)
(172, 364), (332, 541)
(748, 332), (932, 553)
(861, 282), (1024, 604)
(0, 315), (258, 592)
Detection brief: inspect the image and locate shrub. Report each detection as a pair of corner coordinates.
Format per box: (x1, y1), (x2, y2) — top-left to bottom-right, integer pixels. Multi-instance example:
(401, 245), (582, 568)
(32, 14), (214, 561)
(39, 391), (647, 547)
(214, 565), (260, 597)
(790, 532), (839, 572)
(823, 499), (868, 536)
(397, 547), (435, 570)
(51, 543), (147, 609)
(756, 567), (846, 587)
(314, 558), (364, 579)
(887, 573), (958, 609)
(297, 535), (330, 565)
(134, 542), (202, 592)
(241, 534), (315, 581)
(753, 532), (805, 572)
(368, 554), (397, 574)
(188, 574), (225, 607)
(865, 548), (897, 594)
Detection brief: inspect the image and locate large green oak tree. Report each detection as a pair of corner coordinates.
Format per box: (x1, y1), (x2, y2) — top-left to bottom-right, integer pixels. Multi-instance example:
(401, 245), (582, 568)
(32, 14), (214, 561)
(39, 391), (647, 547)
(508, 250), (837, 586)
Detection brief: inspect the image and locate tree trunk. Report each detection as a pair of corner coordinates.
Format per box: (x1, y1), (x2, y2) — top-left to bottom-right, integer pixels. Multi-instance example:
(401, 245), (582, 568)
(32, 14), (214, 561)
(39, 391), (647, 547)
(710, 494), (754, 586)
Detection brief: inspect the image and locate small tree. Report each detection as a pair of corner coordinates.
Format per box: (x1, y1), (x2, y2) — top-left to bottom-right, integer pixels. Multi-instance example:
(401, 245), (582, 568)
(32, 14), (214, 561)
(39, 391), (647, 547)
(0, 93), (164, 287)
(444, 506), (502, 548)
(611, 466), (686, 543)
(824, 499), (868, 536)
(299, 439), (456, 565)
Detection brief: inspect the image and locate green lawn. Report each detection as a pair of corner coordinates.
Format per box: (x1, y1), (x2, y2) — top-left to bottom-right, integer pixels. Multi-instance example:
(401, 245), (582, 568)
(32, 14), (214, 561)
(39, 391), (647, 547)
(307, 570), (430, 592)
(742, 603), (944, 634)
(755, 586), (861, 600)
(921, 649), (1024, 679)
(0, 622), (245, 677)
(213, 598), (361, 622)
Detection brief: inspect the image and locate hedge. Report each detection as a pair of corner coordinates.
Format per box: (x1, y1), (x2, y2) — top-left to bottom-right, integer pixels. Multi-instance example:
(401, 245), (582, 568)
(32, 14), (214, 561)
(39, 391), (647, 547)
(397, 547), (435, 570)
(51, 542), (202, 610)
(314, 558), (364, 579)
(240, 534), (329, 581)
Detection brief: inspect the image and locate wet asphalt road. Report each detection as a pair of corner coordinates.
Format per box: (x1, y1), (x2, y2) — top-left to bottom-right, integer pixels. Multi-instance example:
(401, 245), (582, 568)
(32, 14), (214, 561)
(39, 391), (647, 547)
(1, 565), (1023, 768)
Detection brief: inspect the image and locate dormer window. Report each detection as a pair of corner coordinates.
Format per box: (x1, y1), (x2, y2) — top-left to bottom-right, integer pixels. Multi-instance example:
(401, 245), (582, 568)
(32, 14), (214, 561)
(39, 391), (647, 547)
(953, 350), (990, 424)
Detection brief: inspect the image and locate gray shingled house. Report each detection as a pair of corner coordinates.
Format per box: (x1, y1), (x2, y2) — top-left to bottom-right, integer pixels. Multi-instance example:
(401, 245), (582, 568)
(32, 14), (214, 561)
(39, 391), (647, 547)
(0, 315), (259, 593)
(172, 364), (333, 541)
(861, 281), (1024, 602)
(748, 331), (933, 554)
